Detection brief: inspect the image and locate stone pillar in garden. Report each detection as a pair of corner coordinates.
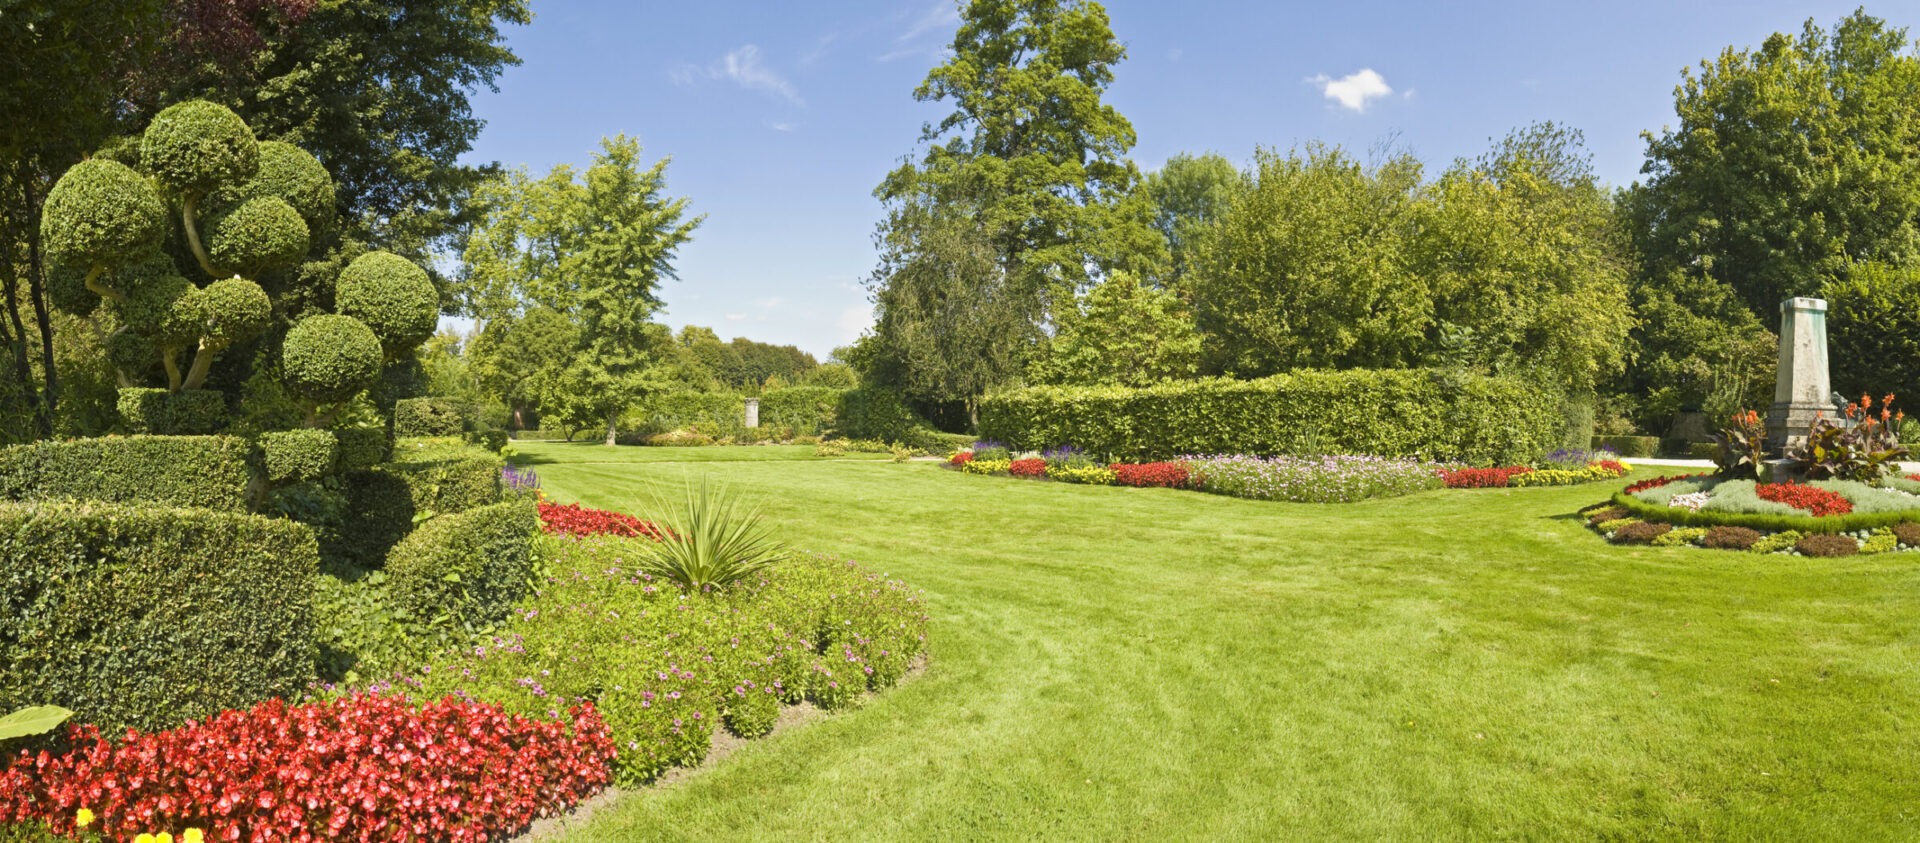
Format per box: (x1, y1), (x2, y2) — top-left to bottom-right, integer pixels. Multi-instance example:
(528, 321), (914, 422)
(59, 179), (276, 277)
(744, 397), (760, 429)
(1765, 296), (1833, 449)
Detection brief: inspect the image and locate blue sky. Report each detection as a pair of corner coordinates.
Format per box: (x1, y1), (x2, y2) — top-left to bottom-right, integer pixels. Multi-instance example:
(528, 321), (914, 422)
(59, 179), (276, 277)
(457, 0), (1893, 359)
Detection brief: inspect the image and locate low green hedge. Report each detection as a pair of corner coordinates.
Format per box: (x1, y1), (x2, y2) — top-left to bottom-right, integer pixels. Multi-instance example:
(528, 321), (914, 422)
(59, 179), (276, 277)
(0, 435), (256, 512)
(979, 369), (1562, 465)
(0, 500), (318, 733)
(1592, 435), (1660, 458)
(335, 427), (388, 471)
(1610, 490), (1920, 534)
(117, 387), (226, 435)
(393, 397), (466, 437)
(260, 429), (337, 483)
(387, 499), (539, 633)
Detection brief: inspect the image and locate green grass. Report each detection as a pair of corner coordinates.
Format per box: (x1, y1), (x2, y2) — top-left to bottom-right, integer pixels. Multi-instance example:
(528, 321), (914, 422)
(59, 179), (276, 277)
(517, 442), (1920, 840)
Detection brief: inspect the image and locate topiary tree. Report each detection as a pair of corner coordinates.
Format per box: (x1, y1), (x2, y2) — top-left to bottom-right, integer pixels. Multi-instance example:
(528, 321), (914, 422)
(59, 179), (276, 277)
(39, 100), (436, 427)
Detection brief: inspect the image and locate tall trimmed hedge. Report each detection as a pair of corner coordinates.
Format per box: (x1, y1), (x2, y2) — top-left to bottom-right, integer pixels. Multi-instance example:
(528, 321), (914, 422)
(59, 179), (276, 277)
(978, 370), (1562, 465)
(757, 387), (842, 436)
(332, 447), (504, 568)
(0, 501), (318, 733)
(835, 386), (928, 443)
(116, 388), (227, 435)
(0, 435), (256, 512)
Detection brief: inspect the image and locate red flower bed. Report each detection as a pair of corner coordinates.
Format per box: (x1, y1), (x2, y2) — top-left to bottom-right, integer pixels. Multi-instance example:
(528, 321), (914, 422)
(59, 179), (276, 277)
(0, 694), (615, 843)
(1908, 474), (1920, 483)
(1590, 460), (1628, 476)
(1755, 481), (1854, 517)
(1439, 466), (1534, 488)
(1625, 474), (1708, 495)
(949, 451), (974, 467)
(538, 501), (664, 540)
(1008, 458), (1047, 478)
(1111, 462), (1191, 488)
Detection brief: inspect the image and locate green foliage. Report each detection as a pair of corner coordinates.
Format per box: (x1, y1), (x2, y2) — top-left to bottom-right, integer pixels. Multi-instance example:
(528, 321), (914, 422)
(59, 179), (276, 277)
(758, 387), (844, 437)
(119, 272), (203, 348)
(0, 500), (317, 734)
(1748, 530), (1805, 554)
(636, 481), (788, 590)
(980, 369), (1562, 464)
(387, 498), (538, 632)
(139, 100), (259, 198)
(467, 306), (578, 424)
(836, 385), (933, 443)
(331, 442), (503, 567)
(1030, 272), (1201, 387)
(334, 427), (388, 471)
(282, 314), (383, 407)
(1823, 262), (1920, 405)
(1591, 436), (1660, 458)
(1143, 152), (1248, 286)
(214, 141), (336, 235)
(1861, 528), (1899, 555)
(206, 195), (309, 277)
(393, 397), (467, 437)
(1711, 409), (1768, 480)
(116, 387), (227, 434)
(260, 429), (339, 483)
(336, 251), (441, 355)
(0, 434), (254, 511)
(38, 159), (166, 269)
(197, 277), (272, 350)
(1652, 527), (1709, 547)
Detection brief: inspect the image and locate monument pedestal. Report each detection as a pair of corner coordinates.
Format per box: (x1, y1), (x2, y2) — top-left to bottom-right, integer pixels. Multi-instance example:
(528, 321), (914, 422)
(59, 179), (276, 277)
(1765, 297), (1832, 450)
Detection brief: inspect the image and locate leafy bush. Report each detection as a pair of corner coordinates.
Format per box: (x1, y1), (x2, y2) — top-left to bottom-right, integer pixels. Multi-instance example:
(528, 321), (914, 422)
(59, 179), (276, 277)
(1653, 526), (1708, 547)
(0, 694), (613, 842)
(1591, 435), (1659, 458)
(813, 440), (847, 457)
(979, 369), (1562, 465)
(392, 397), (466, 437)
(835, 385), (925, 443)
(466, 429), (509, 452)
(331, 448), (503, 567)
(281, 315), (383, 408)
(1781, 394), (1909, 481)
(387, 499), (539, 633)
(0, 435), (255, 512)
(971, 442), (1012, 462)
(758, 387), (844, 437)
(1186, 455), (1441, 503)
(408, 540), (928, 785)
(334, 252), (439, 355)
(258, 428), (336, 483)
(962, 459), (1011, 476)
(1702, 526), (1763, 550)
(333, 426), (387, 471)
(634, 482), (787, 589)
(1861, 528), (1899, 554)
(0, 501), (317, 734)
(1595, 518), (1641, 533)
(1112, 462), (1191, 488)
(1795, 533), (1860, 557)
(1749, 530), (1805, 554)
(647, 430), (715, 447)
(1710, 409), (1767, 480)
(115, 388), (226, 435)
(1611, 521), (1672, 544)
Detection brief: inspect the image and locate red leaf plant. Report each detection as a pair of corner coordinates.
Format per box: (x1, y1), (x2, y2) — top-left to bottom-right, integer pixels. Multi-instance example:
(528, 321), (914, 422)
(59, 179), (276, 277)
(1755, 481), (1854, 517)
(0, 693), (615, 843)
(538, 502), (665, 540)
(1110, 462), (1191, 488)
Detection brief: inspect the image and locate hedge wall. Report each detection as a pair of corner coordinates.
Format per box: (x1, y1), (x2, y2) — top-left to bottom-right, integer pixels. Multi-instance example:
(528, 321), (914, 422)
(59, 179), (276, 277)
(117, 388), (226, 435)
(387, 499), (539, 633)
(331, 447), (504, 568)
(978, 370), (1562, 465)
(1592, 435), (1660, 458)
(758, 387), (842, 436)
(0, 501), (318, 733)
(0, 435), (256, 512)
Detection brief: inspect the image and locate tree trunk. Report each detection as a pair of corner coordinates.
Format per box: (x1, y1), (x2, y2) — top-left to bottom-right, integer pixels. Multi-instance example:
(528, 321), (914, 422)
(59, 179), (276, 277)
(604, 412), (618, 446)
(23, 175), (57, 436)
(967, 395), (979, 431)
(1, 258), (41, 434)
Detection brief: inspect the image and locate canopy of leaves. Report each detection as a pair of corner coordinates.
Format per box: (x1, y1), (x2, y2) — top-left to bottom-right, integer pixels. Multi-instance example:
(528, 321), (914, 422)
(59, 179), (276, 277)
(1029, 271), (1200, 387)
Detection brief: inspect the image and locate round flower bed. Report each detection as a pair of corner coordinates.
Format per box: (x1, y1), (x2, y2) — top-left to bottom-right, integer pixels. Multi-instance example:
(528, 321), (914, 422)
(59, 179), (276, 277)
(1584, 472), (1920, 554)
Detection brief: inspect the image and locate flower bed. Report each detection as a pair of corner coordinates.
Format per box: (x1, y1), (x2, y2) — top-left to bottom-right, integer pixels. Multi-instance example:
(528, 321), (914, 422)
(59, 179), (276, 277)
(538, 501), (666, 539)
(1112, 462), (1190, 488)
(1585, 471), (1920, 553)
(1439, 460), (1628, 489)
(946, 447), (1439, 503)
(1, 694), (614, 842)
(1438, 466), (1534, 488)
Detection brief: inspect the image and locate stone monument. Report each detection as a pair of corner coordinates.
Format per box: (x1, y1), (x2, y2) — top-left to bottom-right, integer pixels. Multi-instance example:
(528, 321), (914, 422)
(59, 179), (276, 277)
(1765, 296), (1832, 449)
(744, 397), (759, 429)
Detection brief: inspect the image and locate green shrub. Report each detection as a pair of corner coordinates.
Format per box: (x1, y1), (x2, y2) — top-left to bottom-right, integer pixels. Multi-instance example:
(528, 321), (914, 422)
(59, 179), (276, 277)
(465, 429), (508, 452)
(758, 387), (844, 436)
(1687, 442), (1721, 460)
(1592, 435), (1660, 458)
(0, 500), (317, 734)
(332, 449), (503, 568)
(1594, 517), (1641, 533)
(1861, 528), (1899, 554)
(216, 140), (335, 234)
(282, 315), (383, 406)
(634, 481), (787, 589)
(117, 387), (227, 434)
(334, 427), (388, 471)
(393, 397), (466, 437)
(39, 159), (166, 267)
(1795, 533), (1859, 557)
(979, 369), (1561, 465)
(334, 252), (439, 355)
(813, 440), (847, 457)
(259, 429), (337, 483)
(0, 435), (255, 512)
(206, 195), (308, 277)
(1749, 530), (1804, 554)
(633, 391), (746, 436)
(388, 499), (539, 633)
(1653, 527), (1708, 547)
(139, 100), (258, 198)
(836, 385), (928, 443)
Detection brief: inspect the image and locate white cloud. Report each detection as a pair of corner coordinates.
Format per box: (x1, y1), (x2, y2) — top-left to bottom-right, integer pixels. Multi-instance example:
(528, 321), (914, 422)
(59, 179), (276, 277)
(769, 121), (798, 133)
(878, 2), (958, 62)
(671, 45), (804, 107)
(1309, 68), (1393, 113)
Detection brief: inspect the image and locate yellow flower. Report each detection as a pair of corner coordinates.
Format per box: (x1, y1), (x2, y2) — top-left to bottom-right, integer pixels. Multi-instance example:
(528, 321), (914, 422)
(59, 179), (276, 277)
(184, 831), (205, 843)
(74, 808), (95, 828)
(135, 835), (156, 843)
(157, 834), (174, 843)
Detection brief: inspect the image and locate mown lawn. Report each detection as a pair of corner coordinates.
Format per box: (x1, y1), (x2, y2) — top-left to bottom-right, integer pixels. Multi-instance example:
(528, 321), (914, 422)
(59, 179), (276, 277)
(514, 442), (1920, 841)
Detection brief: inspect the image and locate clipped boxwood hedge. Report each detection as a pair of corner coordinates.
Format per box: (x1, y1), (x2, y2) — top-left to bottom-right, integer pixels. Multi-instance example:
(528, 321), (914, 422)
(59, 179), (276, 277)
(259, 429), (337, 483)
(0, 500), (318, 733)
(1592, 435), (1660, 458)
(979, 369), (1562, 465)
(1609, 490), (1920, 535)
(0, 434), (256, 512)
(387, 499), (539, 632)
(335, 427), (388, 471)
(332, 448), (504, 568)
(393, 397), (466, 437)
(116, 387), (227, 435)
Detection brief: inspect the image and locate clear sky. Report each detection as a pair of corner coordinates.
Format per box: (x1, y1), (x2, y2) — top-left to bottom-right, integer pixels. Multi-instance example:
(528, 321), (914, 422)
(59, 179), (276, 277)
(456, 0), (1895, 359)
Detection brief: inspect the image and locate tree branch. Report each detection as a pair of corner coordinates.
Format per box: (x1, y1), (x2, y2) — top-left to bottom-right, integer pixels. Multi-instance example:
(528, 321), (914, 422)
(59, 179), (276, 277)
(181, 194), (218, 277)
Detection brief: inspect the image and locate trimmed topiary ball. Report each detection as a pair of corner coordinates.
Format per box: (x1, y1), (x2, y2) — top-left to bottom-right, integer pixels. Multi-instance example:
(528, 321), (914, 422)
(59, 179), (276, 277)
(1795, 533), (1860, 558)
(1701, 526), (1764, 551)
(207, 196), (309, 277)
(40, 159), (167, 269)
(282, 314), (382, 405)
(140, 100), (258, 198)
(212, 141), (336, 235)
(335, 251), (438, 355)
(120, 274), (205, 348)
(199, 277), (272, 349)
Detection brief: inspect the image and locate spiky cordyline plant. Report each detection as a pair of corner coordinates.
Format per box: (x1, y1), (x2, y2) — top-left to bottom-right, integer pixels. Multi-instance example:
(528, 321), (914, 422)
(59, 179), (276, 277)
(636, 479), (788, 590)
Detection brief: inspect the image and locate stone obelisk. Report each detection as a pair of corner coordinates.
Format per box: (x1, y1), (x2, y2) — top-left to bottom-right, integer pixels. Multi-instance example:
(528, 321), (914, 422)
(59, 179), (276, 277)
(1765, 296), (1832, 449)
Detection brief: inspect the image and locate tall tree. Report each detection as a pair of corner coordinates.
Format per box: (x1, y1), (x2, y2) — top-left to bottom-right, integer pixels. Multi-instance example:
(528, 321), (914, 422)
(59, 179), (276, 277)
(1142, 153), (1247, 289)
(1028, 271), (1200, 387)
(1633, 10), (1920, 318)
(457, 136), (701, 444)
(867, 0), (1165, 411)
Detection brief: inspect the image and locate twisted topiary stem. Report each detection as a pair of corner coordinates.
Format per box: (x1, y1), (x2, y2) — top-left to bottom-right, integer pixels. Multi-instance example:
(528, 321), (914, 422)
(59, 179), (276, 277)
(181, 340), (220, 391)
(161, 346), (184, 392)
(81, 264), (124, 303)
(181, 195), (218, 278)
